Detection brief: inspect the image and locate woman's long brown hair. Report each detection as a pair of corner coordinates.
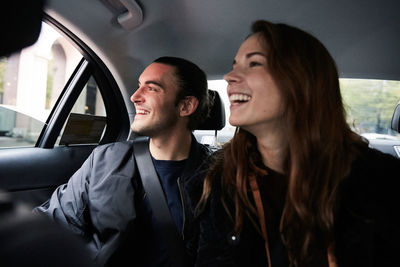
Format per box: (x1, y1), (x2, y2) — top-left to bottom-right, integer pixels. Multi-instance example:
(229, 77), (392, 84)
(198, 20), (367, 266)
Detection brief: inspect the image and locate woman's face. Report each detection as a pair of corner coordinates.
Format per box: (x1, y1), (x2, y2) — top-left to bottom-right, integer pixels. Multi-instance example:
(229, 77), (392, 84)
(224, 33), (284, 136)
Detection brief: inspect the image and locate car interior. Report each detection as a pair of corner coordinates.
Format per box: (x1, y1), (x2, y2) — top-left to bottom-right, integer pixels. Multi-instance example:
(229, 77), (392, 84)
(0, 0), (399, 209)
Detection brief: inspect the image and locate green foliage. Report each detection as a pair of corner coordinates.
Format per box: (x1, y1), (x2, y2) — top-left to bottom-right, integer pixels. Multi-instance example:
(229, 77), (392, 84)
(341, 79), (400, 134)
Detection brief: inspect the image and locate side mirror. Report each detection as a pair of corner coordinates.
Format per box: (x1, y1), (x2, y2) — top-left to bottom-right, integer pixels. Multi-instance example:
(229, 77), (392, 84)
(391, 102), (400, 133)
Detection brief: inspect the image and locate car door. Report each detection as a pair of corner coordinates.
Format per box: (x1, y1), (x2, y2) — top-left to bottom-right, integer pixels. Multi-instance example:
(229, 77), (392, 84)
(0, 16), (130, 207)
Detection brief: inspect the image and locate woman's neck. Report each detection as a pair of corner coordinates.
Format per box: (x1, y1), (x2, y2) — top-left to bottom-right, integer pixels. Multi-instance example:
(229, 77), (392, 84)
(255, 131), (287, 174)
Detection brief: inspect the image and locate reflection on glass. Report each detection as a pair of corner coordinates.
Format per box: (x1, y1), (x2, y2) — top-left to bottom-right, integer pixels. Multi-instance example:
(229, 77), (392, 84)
(0, 22), (83, 148)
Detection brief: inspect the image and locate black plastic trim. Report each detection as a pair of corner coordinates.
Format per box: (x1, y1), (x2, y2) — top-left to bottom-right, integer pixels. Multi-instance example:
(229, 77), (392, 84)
(38, 60), (92, 148)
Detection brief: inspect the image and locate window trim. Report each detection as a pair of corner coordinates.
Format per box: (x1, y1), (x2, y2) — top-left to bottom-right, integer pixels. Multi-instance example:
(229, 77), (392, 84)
(37, 59), (92, 148)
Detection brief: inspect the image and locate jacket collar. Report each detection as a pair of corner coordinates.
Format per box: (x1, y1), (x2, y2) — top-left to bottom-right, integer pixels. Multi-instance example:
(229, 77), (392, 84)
(181, 134), (210, 181)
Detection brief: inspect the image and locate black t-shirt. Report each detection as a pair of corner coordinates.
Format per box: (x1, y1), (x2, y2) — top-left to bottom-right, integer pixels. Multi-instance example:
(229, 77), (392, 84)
(152, 157), (187, 233)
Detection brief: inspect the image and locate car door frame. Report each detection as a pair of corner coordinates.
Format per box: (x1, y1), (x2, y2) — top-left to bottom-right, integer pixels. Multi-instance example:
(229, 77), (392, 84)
(0, 14), (130, 207)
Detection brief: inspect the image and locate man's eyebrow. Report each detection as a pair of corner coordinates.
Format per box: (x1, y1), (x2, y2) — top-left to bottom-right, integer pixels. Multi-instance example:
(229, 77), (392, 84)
(138, 80), (164, 88)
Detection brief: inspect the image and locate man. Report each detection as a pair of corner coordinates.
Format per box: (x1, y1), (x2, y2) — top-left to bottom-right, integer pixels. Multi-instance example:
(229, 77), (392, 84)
(36, 56), (211, 266)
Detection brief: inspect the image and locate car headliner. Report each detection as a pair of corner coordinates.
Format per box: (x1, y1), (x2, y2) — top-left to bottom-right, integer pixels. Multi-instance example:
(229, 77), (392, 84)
(45, 0), (400, 116)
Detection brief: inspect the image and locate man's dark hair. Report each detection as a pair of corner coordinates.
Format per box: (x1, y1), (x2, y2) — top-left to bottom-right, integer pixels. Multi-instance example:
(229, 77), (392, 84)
(154, 56), (209, 131)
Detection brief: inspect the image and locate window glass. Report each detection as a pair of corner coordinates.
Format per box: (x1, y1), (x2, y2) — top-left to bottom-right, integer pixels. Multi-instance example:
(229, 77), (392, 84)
(340, 79), (400, 140)
(0, 22), (83, 148)
(204, 79), (400, 144)
(71, 77), (106, 117)
(56, 77), (106, 146)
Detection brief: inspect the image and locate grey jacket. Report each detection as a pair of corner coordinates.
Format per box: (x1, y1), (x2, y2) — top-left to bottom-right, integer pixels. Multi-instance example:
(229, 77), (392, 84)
(36, 137), (211, 266)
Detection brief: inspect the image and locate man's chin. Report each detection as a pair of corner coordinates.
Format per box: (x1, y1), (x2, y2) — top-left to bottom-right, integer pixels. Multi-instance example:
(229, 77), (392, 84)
(131, 125), (153, 137)
(131, 127), (142, 135)
(130, 124), (142, 135)
(131, 121), (144, 132)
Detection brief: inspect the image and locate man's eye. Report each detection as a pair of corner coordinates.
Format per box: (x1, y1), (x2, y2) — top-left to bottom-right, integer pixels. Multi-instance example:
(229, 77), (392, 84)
(249, 61), (262, 67)
(149, 87), (156, 91)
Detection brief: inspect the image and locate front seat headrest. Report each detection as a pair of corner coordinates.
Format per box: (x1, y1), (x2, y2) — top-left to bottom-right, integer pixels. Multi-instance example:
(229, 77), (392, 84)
(196, 89), (226, 130)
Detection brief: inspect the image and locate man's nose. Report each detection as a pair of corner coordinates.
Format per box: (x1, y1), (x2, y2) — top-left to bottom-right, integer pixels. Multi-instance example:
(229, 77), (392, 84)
(130, 87), (144, 104)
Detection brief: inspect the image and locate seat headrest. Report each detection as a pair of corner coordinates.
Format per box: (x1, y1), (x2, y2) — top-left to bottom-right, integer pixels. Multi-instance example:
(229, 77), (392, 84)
(391, 102), (400, 133)
(197, 89), (226, 130)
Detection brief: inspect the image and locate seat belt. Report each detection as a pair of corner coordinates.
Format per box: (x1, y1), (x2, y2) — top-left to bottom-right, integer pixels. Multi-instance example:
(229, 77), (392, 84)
(133, 138), (187, 267)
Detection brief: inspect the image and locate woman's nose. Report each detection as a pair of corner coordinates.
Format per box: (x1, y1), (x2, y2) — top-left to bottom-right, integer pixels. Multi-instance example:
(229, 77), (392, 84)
(224, 69), (240, 84)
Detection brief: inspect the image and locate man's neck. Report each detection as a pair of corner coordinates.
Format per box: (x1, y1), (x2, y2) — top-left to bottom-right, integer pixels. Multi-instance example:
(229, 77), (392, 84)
(149, 130), (193, 161)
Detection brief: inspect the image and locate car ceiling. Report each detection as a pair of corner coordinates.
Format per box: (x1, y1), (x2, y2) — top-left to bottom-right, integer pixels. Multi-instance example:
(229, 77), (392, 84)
(46, 0), (399, 115)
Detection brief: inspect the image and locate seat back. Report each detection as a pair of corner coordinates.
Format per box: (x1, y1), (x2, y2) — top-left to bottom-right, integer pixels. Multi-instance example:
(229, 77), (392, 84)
(197, 89), (226, 131)
(194, 89), (226, 149)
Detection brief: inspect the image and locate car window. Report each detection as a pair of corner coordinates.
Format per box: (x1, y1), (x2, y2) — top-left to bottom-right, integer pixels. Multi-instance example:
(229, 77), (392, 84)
(204, 79), (400, 144)
(55, 76), (106, 146)
(0, 22), (83, 148)
(340, 79), (400, 140)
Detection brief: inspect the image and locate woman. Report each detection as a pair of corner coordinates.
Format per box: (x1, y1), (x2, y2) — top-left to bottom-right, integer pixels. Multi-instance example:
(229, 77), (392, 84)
(185, 20), (399, 266)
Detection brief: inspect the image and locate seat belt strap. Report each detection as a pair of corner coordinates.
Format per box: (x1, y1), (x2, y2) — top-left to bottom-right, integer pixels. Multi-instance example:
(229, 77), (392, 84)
(133, 138), (187, 267)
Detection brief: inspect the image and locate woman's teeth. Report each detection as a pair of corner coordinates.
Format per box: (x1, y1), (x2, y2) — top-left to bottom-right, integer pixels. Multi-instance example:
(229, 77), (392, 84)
(229, 94), (251, 103)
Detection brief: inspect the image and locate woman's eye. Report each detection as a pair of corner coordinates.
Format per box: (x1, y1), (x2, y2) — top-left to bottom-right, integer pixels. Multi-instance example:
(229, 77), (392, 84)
(249, 61), (262, 67)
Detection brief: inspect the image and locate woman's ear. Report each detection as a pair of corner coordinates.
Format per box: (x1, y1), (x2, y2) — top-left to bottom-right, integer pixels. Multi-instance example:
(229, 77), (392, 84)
(179, 96), (199, 117)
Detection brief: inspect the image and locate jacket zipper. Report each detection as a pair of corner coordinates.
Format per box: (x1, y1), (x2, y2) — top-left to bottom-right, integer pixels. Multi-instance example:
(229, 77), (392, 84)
(177, 177), (185, 240)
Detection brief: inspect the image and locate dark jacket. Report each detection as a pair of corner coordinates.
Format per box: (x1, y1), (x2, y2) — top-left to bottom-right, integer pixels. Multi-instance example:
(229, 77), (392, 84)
(186, 147), (400, 267)
(36, 137), (210, 266)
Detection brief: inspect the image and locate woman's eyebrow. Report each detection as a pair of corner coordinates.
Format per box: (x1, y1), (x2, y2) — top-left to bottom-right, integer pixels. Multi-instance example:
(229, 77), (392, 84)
(232, 51), (266, 66)
(246, 51), (267, 58)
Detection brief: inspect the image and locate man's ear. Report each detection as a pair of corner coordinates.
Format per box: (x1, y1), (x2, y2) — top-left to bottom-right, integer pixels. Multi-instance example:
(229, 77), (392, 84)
(179, 96), (199, 117)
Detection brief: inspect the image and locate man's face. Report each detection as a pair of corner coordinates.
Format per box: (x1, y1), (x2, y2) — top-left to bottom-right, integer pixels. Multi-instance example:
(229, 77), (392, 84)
(130, 62), (181, 137)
